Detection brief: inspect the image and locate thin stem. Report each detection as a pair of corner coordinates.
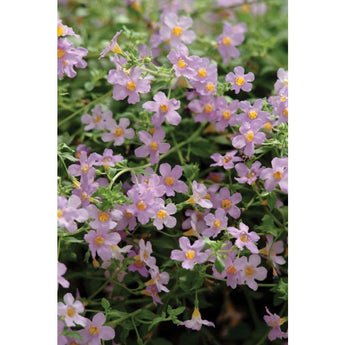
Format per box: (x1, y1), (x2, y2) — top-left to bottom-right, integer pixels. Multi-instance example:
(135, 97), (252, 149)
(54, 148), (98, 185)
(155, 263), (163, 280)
(58, 90), (112, 127)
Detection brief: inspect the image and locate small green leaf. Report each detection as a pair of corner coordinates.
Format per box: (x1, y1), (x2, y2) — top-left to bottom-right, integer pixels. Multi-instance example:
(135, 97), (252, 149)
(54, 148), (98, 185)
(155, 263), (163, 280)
(101, 298), (110, 311)
(215, 256), (225, 274)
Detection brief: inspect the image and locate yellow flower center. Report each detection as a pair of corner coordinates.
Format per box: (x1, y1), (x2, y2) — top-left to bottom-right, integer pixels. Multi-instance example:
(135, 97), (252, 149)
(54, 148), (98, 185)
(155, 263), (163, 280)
(124, 210), (132, 218)
(172, 26), (183, 37)
(192, 307), (201, 318)
(241, 4), (251, 13)
(81, 192), (88, 201)
(222, 156), (231, 164)
(93, 115), (102, 123)
(88, 325), (100, 335)
(160, 104), (169, 113)
(273, 171), (283, 180)
(137, 201), (147, 210)
(248, 110), (257, 119)
(264, 122), (272, 130)
(204, 104), (213, 113)
(185, 250), (195, 260)
(115, 127), (124, 137)
(81, 164), (89, 173)
(205, 83), (215, 92)
(236, 77), (245, 86)
(222, 37), (231, 46)
(222, 199), (232, 210)
(165, 177), (175, 186)
(157, 210), (167, 220)
(143, 250), (149, 260)
(57, 25), (64, 37)
(98, 212), (110, 223)
(94, 235), (105, 245)
(198, 68), (207, 78)
(223, 110), (231, 119)
(247, 171), (255, 179)
(57, 49), (65, 59)
(67, 306), (76, 318)
(150, 142), (158, 150)
(111, 43), (122, 54)
(240, 233), (248, 242)
(70, 342), (79, 345)
(245, 131), (254, 142)
(283, 108), (288, 117)
(227, 265), (237, 274)
(213, 220), (221, 229)
(245, 266), (255, 277)
(126, 81), (136, 91)
(177, 59), (187, 68)
(134, 256), (144, 267)
(57, 209), (63, 218)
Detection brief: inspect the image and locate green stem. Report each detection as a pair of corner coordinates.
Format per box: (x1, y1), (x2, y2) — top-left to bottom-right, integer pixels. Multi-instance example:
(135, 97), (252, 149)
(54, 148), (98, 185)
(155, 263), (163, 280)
(140, 66), (171, 78)
(88, 279), (111, 300)
(58, 90), (112, 127)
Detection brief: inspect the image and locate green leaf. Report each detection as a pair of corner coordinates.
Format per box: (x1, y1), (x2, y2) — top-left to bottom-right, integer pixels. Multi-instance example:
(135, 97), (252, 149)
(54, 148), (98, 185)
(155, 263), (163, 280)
(101, 298), (110, 311)
(167, 305), (185, 317)
(267, 194), (277, 211)
(215, 256), (226, 274)
(148, 317), (165, 331)
(63, 331), (83, 341)
(137, 309), (156, 320)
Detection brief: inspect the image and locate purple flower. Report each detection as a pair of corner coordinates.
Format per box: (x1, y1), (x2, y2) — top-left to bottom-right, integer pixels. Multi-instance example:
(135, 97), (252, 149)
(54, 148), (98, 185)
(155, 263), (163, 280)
(203, 208), (228, 238)
(134, 128), (170, 165)
(146, 266), (170, 292)
(152, 199), (177, 230)
(159, 163), (188, 196)
(187, 181), (213, 209)
(142, 284), (163, 306)
(68, 151), (100, 178)
(167, 44), (197, 79)
(264, 307), (288, 341)
(107, 67), (151, 104)
(115, 204), (137, 231)
(225, 66), (254, 94)
(80, 313), (115, 345)
(259, 235), (286, 271)
(212, 249), (246, 289)
(232, 120), (266, 157)
(143, 92), (181, 126)
(81, 105), (113, 131)
(260, 157), (288, 193)
(188, 96), (218, 123)
(213, 187), (242, 218)
(217, 22), (245, 65)
(242, 255), (267, 291)
(58, 262), (70, 289)
(127, 250), (149, 277)
(94, 149), (123, 169)
(159, 13), (195, 47)
(58, 319), (67, 345)
(171, 237), (208, 269)
(58, 195), (88, 233)
(99, 30), (123, 59)
(178, 307), (215, 331)
(58, 19), (78, 37)
(86, 204), (121, 230)
(189, 57), (218, 92)
(235, 161), (263, 185)
(101, 118), (135, 146)
(138, 239), (157, 268)
(274, 68), (288, 94)
(58, 293), (87, 327)
(210, 150), (242, 170)
(214, 98), (239, 131)
(227, 222), (260, 253)
(182, 209), (209, 238)
(238, 99), (270, 125)
(84, 228), (121, 261)
(58, 38), (88, 79)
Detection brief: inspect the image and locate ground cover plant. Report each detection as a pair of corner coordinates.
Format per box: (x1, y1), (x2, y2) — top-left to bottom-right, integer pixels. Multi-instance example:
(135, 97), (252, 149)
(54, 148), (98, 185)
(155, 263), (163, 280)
(57, 0), (288, 344)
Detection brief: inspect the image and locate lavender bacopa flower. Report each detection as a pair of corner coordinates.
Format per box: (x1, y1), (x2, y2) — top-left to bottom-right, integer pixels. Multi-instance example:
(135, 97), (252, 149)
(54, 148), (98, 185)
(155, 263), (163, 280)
(58, 38), (88, 79)
(99, 30), (123, 59)
(227, 222), (260, 253)
(58, 262), (70, 289)
(187, 181), (213, 209)
(68, 151), (100, 178)
(57, 195), (88, 233)
(152, 199), (177, 230)
(178, 307), (215, 331)
(134, 128), (170, 165)
(146, 266), (170, 293)
(264, 307), (288, 341)
(238, 99), (270, 125)
(242, 255), (267, 291)
(58, 293), (87, 327)
(232, 120), (266, 157)
(159, 13), (196, 46)
(167, 44), (197, 79)
(274, 68), (288, 94)
(94, 148), (123, 169)
(84, 228), (121, 261)
(214, 98), (239, 131)
(57, 19), (78, 37)
(235, 161), (263, 185)
(225, 66), (254, 94)
(101, 117), (135, 146)
(170, 236), (208, 269)
(259, 235), (286, 271)
(213, 187), (242, 219)
(143, 92), (181, 126)
(86, 204), (121, 231)
(159, 163), (188, 196)
(210, 150), (242, 170)
(107, 67), (151, 104)
(188, 96), (218, 123)
(203, 208), (228, 238)
(260, 157), (288, 193)
(217, 22), (245, 65)
(81, 105), (113, 131)
(80, 313), (115, 345)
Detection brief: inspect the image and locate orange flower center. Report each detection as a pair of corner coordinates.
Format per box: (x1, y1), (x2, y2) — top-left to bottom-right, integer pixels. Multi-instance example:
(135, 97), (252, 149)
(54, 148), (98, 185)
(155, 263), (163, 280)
(283, 108), (288, 117)
(185, 250), (195, 260)
(160, 104), (169, 113)
(58, 49), (66, 59)
(248, 110), (257, 119)
(67, 306), (76, 318)
(245, 131), (254, 142)
(236, 77), (245, 86)
(157, 210), (167, 220)
(88, 325), (100, 335)
(165, 177), (175, 186)
(222, 199), (232, 209)
(204, 104), (213, 113)
(223, 110), (231, 119)
(115, 127), (124, 137)
(205, 83), (215, 92)
(222, 37), (231, 46)
(245, 266), (255, 276)
(222, 156), (231, 164)
(213, 220), (221, 229)
(94, 115), (102, 123)
(81, 164), (89, 173)
(137, 201), (147, 210)
(98, 212), (109, 223)
(172, 26), (183, 37)
(150, 142), (158, 150)
(126, 81), (136, 91)
(227, 265), (237, 274)
(273, 171), (283, 180)
(264, 122), (272, 130)
(177, 59), (187, 68)
(198, 68), (207, 78)
(94, 236), (105, 245)
(57, 209), (63, 218)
